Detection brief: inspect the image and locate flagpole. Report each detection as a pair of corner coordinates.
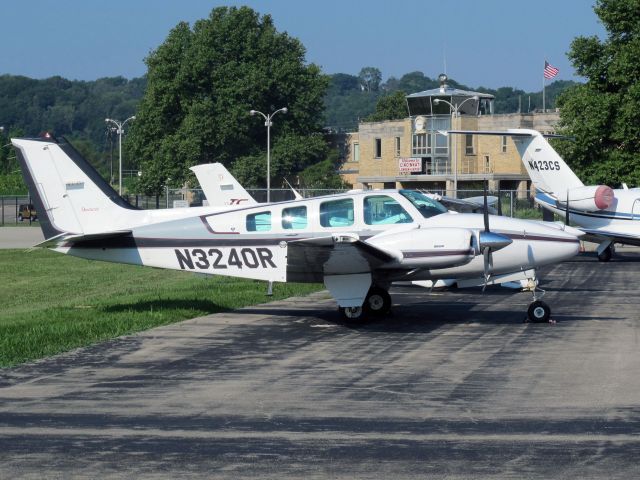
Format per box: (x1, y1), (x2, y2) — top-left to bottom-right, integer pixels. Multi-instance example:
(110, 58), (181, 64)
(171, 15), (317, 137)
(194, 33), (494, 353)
(542, 60), (546, 113)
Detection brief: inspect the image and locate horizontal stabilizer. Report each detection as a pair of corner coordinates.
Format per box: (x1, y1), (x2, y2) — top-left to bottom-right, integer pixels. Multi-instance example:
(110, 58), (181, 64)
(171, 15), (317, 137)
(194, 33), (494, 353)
(34, 230), (132, 248)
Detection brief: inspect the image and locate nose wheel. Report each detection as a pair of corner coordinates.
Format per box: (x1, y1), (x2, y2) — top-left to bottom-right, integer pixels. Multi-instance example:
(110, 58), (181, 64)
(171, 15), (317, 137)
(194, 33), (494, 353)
(527, 300), (551, 323)
(525, 275), (553, 323)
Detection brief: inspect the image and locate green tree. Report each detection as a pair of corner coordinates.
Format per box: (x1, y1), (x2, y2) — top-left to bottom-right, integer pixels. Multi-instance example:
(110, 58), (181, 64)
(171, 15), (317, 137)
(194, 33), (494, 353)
(365, 91), (408, 121)
(358, 67), (382, 92)
(127, 6), (328, 194)
(556, 0), (640, 185)
(298, 149), (348, 189)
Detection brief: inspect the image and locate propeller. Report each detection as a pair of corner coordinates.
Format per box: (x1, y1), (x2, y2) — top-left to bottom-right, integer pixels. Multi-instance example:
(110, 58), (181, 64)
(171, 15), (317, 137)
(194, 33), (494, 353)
(565, 189), (570, 227)
(497, 187), (503, 216)
(478, 179), (512, 289)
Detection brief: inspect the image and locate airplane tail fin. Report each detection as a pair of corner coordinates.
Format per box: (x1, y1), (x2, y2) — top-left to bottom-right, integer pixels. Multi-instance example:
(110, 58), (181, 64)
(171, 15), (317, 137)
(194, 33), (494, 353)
(190, 163), (257, 207)
(12, 136), (137, 239)
(509, 129), (583, 197)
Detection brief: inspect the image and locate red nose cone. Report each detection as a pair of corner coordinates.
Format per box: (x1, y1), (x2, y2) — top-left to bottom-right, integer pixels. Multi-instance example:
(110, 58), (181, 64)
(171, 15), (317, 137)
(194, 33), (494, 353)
(594, 185), (614, 210)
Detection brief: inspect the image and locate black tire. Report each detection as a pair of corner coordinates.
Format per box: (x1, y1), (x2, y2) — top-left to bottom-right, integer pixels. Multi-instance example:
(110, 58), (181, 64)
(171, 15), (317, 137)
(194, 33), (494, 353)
(597, 246), (612, 262)
(339, 306), (366, 322)
(527, 300), (551, 323)
(364, 286), (392, 316)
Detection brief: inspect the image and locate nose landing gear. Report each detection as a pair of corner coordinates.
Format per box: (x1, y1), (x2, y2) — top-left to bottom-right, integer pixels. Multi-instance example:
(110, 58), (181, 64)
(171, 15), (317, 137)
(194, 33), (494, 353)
(525, 277), (552, 323)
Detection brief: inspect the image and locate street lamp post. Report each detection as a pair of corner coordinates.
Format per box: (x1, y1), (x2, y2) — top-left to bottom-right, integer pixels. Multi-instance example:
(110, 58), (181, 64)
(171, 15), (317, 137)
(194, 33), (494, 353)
(433, 96), (479, 197)
(105, 116), (136, 195)
(249, 107), (287, 203)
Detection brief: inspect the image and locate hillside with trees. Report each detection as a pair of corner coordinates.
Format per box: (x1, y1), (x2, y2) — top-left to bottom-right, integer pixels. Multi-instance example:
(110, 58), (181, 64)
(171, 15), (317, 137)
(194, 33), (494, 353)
(0, 5), (578, 194)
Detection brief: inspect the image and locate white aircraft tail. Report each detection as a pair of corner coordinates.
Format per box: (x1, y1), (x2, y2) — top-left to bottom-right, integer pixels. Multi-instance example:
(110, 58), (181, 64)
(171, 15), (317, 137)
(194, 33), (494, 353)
(12, 136), (138, 239)
(509, 129), (583, 197)
(190, 163), (257, 207)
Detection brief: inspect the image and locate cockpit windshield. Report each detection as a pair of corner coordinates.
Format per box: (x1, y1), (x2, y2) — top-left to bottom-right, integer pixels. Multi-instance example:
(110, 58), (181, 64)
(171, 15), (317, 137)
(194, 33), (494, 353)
(399, 190), (448, 218)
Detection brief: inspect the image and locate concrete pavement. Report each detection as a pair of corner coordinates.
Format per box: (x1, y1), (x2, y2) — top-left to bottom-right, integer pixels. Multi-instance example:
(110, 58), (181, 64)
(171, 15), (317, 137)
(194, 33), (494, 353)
(0, 226), (43, 248)
(0, 254), (640, 478)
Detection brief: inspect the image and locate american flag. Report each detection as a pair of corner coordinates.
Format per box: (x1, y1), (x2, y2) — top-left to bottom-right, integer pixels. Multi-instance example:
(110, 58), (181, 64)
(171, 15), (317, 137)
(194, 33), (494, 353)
(544, 61), (559, 79)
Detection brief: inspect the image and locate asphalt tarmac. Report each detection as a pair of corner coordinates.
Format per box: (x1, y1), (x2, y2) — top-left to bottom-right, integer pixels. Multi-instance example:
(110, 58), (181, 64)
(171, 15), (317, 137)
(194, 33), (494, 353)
(1, 253), (640, 479)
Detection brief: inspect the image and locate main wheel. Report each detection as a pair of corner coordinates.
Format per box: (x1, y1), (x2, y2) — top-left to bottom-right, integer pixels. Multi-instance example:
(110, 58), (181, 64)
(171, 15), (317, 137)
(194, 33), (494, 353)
(597, 246), (612, 262)
(365, 286), (392, 316)
(339, 306), (366, 322)
(527, 300), (551, 323)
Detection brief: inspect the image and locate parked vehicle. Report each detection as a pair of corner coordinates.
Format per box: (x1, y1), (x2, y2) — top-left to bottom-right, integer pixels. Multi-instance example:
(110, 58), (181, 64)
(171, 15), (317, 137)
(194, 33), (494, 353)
(17, 204), (37, 222)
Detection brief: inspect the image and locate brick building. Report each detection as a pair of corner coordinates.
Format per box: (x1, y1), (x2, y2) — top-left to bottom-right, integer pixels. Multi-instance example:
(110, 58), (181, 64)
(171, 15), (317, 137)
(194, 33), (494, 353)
(339, 74), (559, 195)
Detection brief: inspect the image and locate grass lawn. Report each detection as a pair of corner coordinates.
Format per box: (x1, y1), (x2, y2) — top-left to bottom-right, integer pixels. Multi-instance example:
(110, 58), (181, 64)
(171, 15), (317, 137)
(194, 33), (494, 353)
(0, 249), (321, 367)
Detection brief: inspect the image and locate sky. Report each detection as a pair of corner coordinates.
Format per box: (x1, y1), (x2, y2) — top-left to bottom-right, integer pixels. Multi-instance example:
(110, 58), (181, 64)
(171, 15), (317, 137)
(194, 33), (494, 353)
(1, 0), (606, 92)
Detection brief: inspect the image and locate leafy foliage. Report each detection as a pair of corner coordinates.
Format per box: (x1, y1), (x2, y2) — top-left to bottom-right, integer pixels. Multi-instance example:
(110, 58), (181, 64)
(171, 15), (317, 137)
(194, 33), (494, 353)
(556, 0), (640, 186)
(358, 67), (382, 92)
(127, 7), (329, 194)
(365, 91), (408, 121)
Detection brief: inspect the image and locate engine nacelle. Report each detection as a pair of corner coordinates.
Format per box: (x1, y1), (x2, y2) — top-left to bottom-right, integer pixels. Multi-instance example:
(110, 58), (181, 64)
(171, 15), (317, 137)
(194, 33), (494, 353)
(368, 227), (475, 269)
(566, 185), (614, 211)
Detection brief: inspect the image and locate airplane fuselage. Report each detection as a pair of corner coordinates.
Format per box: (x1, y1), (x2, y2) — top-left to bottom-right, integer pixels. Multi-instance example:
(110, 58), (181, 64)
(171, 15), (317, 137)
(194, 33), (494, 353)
(57, 190), (579, 284)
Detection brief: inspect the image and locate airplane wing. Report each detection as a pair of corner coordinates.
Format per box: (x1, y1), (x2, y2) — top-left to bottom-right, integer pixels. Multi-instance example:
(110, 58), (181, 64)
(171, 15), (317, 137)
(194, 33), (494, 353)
(286, 234), (399, 283)
(579, 228), (640, 247)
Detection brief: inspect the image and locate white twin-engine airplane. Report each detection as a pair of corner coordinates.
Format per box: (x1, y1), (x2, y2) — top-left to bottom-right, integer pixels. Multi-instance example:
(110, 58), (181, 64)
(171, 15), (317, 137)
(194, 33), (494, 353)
(448, 129), (637, 262)
(13, 135), (581, 323)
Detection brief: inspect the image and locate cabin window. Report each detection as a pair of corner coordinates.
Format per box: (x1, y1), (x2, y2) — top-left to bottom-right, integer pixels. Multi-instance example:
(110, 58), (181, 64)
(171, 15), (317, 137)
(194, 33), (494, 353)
(282, 206), (307, 230)
(246, 211), (271, 231)
(364, 195), (413, 225)
(320, 198), (354, 227)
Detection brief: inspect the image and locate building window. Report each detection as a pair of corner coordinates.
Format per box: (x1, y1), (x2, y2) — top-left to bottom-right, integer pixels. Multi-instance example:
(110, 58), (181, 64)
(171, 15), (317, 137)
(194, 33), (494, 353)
(246, 211), (271, 232)
(435, 132), (448, 155)
(465, 134), (475, 155)
(282, 206), (307, 230)
(501, 135), (507, 153)
(353, 143), (360, 162)
(395, 137), (401, 157)
(484, 155), (491, 173)
(374, 138), (382, 158)
(320, 198), (354, 228)
(412, 133), (431, 156)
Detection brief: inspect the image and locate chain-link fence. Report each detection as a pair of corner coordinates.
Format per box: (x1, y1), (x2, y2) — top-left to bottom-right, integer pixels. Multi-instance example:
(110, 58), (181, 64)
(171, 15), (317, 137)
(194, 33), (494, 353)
(0, 189), (543, 225)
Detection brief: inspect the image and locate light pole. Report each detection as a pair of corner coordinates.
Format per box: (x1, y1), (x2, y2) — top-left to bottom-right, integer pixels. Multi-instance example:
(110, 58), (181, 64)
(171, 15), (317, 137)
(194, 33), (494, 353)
(249, 107), (287, 203)
(433, 96), (479, 197)
(105, 116), (136, 195)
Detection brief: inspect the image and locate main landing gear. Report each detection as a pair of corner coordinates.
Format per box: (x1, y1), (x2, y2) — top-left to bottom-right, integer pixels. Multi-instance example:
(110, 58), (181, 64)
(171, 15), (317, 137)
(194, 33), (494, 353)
(339, 285), (391, 322)
(597, 245), (614, 262)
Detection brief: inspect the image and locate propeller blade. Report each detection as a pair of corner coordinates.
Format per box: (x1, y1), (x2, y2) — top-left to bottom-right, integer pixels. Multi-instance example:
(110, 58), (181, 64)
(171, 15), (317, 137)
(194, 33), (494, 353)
(482, 247), (491, 291)
(497, 188), (503, 216)
(565, 190), (570, 226)
(483, 179), (490, 232)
